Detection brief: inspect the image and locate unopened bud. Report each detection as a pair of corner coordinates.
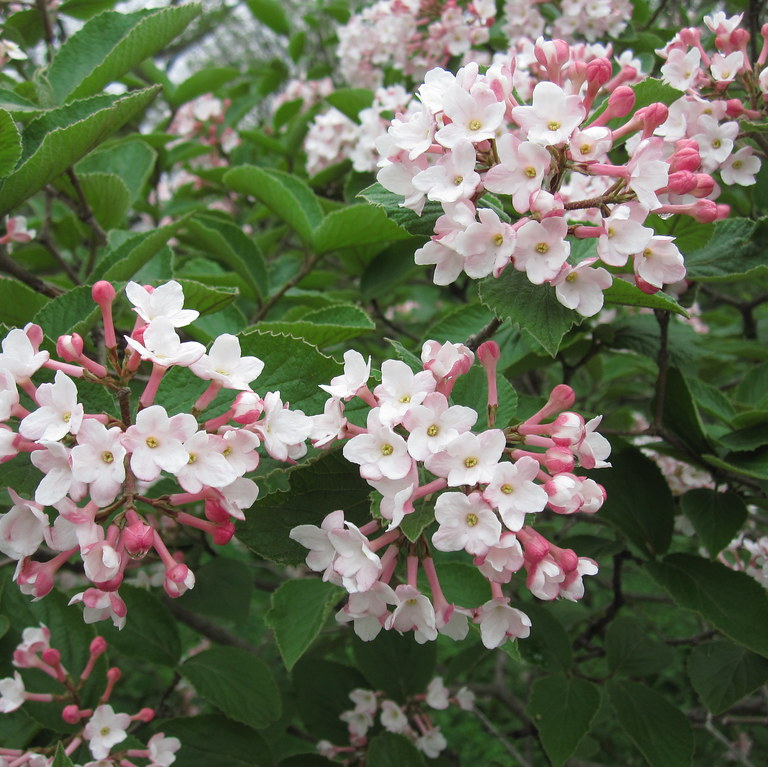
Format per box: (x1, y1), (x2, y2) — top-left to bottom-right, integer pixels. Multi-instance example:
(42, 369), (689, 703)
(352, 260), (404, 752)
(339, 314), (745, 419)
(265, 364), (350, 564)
(41, 648), (61, 667)
(24, 323), (44, 349)
(607, 86), (635, 118)
(666, 170), (697, 195)
(477, 340), (501, 364)
(212, 521), (236, 545)
(56, 333), (84, 362)
(90, 636), (108, 656)
(123, 520), (154, 559)
(586, 57), (612, 86)
(92, 280), (116, 305)
(136, 707), (155, 723)
(690, 198), (719, 222)
(62, 705), (87, 724)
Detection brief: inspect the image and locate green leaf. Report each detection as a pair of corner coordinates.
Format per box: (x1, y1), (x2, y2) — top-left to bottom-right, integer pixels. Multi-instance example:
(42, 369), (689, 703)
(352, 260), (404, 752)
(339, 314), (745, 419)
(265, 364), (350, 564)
(175, 279), (237, 316)
(47, 6), (201, 103)
(606, 616), (675, 677)
(256, 304), (375, 348)
(72, 171), (131, 229)
(99, 585), (181, 666)
(450, 365), (518, 430)
(59, 0), (119, 20)
(685, 218), (766, 282)
(288, 31), (306, 63)
(224, 165), (323, 247)
(703, 448), (768, 481)
(247, 0), (291, 35)
(160, 715), (272, 767)
(357, 182), (443, 237)
(607, 679), (694, 767)
(76, 138), (157, 203)
(687, 640), (768, 715)
(587, 440), (674, 558)
(399, 494), (435, 543)
(360, 239), (422, 300)
(0, 87), (160, 216)
(646, 553), (768, 658)
(92, 218), (187, 281)
(325, 88), (374, 123)
(527, 674), (600, 767)
(186, 215), (267, 301)
(266, 579), (344, 670)
(479, 269), (582, 357)
(0, 109), (21, 179)
(180, 646), (281, 729)
(292, 658), (368, 742)
(171, 67), (239, 109)
(517, 602), (574, 672)
(177, 558), (254, 622)
(662, 367), (711, 456)
(436, 562), (491, 606)
(603, 280), (688, 317)
(718, 416), (768, 451)
(312, 203), (410, 253)
(367, 732), (427, 767)
(0, 278), (49, 325)
(32, 284), (98, 339)
(51, 743), (75, 767)
(353, 631), (436, 703)
(236, 451), (371, 566)
(679, 489), (747, 557)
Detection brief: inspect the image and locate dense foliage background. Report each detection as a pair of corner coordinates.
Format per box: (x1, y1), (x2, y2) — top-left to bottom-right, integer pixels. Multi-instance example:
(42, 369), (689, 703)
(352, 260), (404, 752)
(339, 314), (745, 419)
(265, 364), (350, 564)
(0, 0), (768, 765)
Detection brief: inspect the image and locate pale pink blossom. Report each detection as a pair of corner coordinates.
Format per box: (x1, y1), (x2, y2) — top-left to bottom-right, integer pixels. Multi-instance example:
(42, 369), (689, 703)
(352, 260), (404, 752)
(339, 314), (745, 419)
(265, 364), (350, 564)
(83, 704), (131, 758)
(432, 492), (501, 555)
(189, 334), (264, 390)
(125, 280), (199, 327)
(0, 490), (47, 559)
(475, 598), (531, 647)
(20, 371), (83, 442)
(71, 421), (126, 506)
(483, 457), (547, 531)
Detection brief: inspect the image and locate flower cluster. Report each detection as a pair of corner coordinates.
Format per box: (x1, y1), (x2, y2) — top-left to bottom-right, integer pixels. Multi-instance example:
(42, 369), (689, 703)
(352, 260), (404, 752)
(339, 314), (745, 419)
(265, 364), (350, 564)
(0, 279), (313, 626)
(719, 533), (768, 589)
(318, 678), (474, 762)
(336, 0), (495, 90)
(0, 625), (180, 766)
(291, 340), (608, 649)
(376, 30), (762, 316)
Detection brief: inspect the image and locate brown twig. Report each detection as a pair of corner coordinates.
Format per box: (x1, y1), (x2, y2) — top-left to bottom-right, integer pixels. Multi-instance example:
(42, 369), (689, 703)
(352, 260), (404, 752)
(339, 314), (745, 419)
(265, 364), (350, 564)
(0, 243), (64, 297)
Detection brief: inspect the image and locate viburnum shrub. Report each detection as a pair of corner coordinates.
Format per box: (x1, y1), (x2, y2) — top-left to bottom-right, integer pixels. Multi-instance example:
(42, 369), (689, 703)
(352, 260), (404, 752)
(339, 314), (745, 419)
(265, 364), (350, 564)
(0, 0), (767, 765)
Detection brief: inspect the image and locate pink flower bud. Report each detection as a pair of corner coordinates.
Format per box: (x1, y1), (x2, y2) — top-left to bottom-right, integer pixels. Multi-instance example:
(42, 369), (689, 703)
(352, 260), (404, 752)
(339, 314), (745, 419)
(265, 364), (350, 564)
(586, 58), (612, 85)
(92, 280), (116, 305)
(725, 98), (747, 117)
(534, 38), (570, 71)
(477, 340), (501, 364)
(106, 667), (122, 684)
(204, 497), (231, 523)
(679, 27), (701, 47)
(665, 170), (697, 194)
(123, 520), (154, 559)
(550, 544), (579, 572)
(607, 86), (635, 118)
(56, 333), (84, 362)
(212, 521), (235, 545)
(136, 707), (155, 723)
(90, 636), (108, 656)
(716, 203), (730, 219)
(635, 275), (660, 295)
(41, 648), (61, 667)
(543, 447), (575, 474)
(691, 174), (715, 199)
(669, 141), (701, 172)
(62, 705), (84, 724)
(689, 199), (719, 223)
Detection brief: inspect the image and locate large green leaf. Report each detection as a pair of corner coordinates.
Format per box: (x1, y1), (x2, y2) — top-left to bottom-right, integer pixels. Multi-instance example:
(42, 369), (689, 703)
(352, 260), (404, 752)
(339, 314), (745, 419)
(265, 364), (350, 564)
(76, 138), (157, 203)
(0, 109), (21, 179)
(0, 86), (160, 216)
(367, 733), (427, 767)
(99, 585), (181, 666)
(517, 602), (574, 672)
(646, 553), (768, 658)
(170, 67), (240, 109)
(325, 88), (374, 123)
(661, 367), (711, 457)
(160, 715), (272, 767)
(224, 165), (324, 247)
(179, 647), (281, 730)
(186, 214), (268, 301)
(527, 674), (600, 767)
(236, 451), (372, 566)
(687, 640), (768, 715)
(177, 557), (254, 623)
(685, 217), (766, 282)
(588, 440), (674, 558)
(603, 280), (688, 317)
(256, 304), (375, 348)
(479, 269), (582, 357)
(357, 181), (443, 237)
(51, 744), (75, 767)
(353, 630), (436, 703)
(0, 277), (49, 325)
(72, 171), (132, 229)
(266, 579), (344, 670)
(312, 203), (410, 253)
(32, 284), (98, 340)
(46, 5), (201, 103)
(607, 679), (694, 767)
(247, 0), (291, 34)
(605, 616), (675, 677)
(679, 489), (747, 557)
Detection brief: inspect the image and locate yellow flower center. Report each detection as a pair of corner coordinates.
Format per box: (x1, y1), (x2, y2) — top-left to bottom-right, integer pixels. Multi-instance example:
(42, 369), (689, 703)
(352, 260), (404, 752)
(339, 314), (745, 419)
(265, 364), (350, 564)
(493, 233), (504, 246)
(580, 143), (591, 154)
(146, 436), (159, 448)
(399, 394), (411, 403)
(536, 242), (550, 254)
(100, 726), (111, 737)
(466, 512), (479, 527)
(643, 247), (653, 258)
(101, 451), (114, 464)
(464, 456), (478, 468)
(427, 424), (439, 437)
(188, 453), (197, 464)
(223, 446), (232, 456)
(548, 120), (561, 131)
(468, 118), (482, 131)
(712, 138), (722, 149)
(566, 272), (577, 282)
(501, 483), (514, 494)
(454, 175), (464, 186)
(524, 166), (537, 178)
(63, 412), (71, 423)
(381, 443), (394, 456)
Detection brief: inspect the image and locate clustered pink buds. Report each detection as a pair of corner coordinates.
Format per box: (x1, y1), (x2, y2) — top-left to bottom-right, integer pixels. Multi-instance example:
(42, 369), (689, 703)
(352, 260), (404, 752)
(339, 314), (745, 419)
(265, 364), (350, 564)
(0, 280), (312, 626)
(1, 624), (181, 765)
(377, 27), (761, 314)
(318, 678), (474, 762)
(291, 340), (609, 649)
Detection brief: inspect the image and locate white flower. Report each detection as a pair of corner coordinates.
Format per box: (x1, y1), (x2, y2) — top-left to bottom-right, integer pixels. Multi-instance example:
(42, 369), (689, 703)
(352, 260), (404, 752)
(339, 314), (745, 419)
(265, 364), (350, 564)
(189, 334), (264, 390)
(125, 280), (199, 327)
(83, 704), (131, 759)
